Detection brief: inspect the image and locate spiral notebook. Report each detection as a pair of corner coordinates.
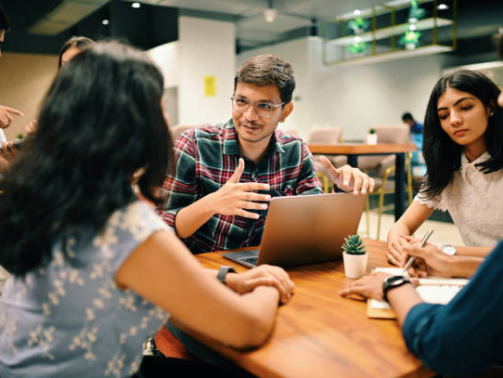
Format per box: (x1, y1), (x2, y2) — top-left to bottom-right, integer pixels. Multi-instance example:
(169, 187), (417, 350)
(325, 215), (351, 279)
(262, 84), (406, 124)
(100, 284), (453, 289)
(367, 267), (469, 319)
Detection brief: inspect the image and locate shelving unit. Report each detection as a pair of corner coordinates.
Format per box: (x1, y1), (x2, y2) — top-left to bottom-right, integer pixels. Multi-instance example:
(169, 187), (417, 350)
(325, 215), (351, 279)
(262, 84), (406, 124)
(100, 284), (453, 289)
(322, 0), (456, 66)
(326, 17), (453, 46)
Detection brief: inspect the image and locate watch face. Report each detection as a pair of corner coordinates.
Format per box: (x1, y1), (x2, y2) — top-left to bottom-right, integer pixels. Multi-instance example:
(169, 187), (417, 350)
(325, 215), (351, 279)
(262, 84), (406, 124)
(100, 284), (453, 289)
(384, 276), (406, 287)
(441, 245), (456, 256)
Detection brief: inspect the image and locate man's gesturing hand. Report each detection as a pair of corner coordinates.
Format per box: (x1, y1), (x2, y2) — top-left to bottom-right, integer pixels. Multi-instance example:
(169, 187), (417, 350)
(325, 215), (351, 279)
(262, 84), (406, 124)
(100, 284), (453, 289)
(208, 158), (271, 219)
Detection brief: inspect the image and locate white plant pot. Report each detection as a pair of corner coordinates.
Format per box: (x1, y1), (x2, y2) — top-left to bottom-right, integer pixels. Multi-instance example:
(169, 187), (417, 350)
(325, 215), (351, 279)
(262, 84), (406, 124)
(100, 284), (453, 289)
(365, 134), (378, 145)
(343, 252), (368, 279)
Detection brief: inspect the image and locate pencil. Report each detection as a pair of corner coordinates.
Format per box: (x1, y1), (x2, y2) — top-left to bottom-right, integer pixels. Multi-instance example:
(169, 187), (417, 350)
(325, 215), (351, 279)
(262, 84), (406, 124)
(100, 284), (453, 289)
(401, 229), (434, 276)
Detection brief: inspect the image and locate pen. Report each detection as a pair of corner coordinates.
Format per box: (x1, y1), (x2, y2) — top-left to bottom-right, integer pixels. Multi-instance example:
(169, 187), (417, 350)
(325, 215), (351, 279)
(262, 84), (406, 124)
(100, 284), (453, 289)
(400, 229), (434, 276)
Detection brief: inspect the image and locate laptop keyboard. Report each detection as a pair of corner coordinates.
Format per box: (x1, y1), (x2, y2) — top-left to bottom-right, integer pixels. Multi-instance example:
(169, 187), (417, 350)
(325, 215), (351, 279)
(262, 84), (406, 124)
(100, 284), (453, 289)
(238, 256), (258, 266)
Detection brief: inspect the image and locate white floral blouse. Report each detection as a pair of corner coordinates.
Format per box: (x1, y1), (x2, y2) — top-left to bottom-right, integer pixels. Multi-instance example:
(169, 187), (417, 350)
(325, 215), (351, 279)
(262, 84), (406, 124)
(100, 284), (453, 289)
(0, 201), (169, 378)
(416, 152), (503, 247)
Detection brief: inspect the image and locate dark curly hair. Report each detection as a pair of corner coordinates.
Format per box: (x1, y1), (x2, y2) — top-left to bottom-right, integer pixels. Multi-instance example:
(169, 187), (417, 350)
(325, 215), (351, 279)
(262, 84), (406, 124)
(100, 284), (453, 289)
(421, 69), (503, 199)
(0, 41), (173, 275)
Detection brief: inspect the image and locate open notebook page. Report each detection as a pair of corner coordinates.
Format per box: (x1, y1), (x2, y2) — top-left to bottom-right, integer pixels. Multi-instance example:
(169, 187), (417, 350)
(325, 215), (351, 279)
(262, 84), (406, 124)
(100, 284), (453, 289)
(367, 267), (469, 316)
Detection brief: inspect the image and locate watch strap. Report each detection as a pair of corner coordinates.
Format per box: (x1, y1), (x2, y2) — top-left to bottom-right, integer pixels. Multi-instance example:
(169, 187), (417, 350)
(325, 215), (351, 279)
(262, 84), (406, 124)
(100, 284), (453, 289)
(383, 275), (411, 302)
(217, 266), (237, 285)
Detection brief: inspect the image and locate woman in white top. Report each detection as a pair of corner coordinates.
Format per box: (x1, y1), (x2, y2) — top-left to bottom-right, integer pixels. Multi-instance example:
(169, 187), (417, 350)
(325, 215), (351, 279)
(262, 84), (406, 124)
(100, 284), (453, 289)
(387, 69), (503, 275)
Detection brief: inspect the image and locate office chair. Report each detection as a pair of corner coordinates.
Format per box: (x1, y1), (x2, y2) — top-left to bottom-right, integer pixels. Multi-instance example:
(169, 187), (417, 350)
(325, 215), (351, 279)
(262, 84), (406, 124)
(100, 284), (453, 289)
(308, 127), (347, 193)
(316, 171), (331, 193)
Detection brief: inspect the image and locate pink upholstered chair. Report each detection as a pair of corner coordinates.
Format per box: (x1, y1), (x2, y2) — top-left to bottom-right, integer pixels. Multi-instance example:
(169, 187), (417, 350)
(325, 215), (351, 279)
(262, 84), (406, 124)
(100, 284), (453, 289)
(170, 123), (211, 140)
(308, 127), (347, 192)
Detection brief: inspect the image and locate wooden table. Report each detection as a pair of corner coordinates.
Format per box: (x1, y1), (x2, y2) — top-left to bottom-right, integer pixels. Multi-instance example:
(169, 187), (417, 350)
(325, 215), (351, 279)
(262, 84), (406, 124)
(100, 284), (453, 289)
(308, 143), (417, 220)
(189, 240), (434, 378)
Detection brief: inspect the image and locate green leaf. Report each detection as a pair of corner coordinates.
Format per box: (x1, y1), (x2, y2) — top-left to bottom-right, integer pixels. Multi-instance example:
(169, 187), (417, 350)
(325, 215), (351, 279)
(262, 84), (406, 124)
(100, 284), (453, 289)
(342, 234), (366, 255)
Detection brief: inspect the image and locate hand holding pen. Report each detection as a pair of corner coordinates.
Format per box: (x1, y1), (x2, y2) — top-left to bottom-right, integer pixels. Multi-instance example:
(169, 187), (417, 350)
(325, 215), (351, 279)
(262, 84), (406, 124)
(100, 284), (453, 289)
(401, 229), (434, 276)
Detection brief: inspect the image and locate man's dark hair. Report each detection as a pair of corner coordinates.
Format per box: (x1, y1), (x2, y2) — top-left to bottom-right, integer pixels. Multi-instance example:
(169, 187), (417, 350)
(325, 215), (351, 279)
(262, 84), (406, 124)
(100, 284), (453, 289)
(401, 112), (414, 122)
(234, 54), (296, 104)
(0, 3), (11, 32)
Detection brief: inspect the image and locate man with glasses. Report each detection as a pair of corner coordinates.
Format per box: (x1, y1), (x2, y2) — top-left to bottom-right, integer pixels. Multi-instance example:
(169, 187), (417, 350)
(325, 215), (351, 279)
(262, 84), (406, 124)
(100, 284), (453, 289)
(158, 54), (373, 254)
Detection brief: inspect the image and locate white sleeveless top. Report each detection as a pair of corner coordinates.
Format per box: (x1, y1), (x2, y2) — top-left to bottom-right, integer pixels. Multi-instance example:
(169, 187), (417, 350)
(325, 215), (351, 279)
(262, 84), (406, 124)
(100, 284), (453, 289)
(415, 152), (503, 247)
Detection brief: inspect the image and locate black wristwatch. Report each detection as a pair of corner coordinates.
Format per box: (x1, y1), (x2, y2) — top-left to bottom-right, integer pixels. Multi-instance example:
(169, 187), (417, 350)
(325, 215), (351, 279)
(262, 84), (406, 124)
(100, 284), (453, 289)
(382, 275), (412, 302)
(217, 266), (237, 285)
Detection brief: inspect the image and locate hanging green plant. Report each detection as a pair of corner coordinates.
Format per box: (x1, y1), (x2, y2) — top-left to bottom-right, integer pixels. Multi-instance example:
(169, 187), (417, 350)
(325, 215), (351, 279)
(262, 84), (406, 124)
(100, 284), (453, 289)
(408, 0), (426, 22)
(347, 16), (369, 34)
(400, 30), (421, 49)
(348, 40), (368, 54)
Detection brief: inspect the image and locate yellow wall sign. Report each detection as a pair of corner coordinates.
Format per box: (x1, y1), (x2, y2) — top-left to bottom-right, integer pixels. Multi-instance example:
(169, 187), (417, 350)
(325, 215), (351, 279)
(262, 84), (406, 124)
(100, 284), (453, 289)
(204, 75), (217, 97)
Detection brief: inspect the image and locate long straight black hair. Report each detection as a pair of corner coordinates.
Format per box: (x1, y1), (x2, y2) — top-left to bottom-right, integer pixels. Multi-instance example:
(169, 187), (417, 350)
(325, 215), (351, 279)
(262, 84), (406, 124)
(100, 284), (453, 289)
(421, 69), (503, 199)
(0, 41), (173, 275)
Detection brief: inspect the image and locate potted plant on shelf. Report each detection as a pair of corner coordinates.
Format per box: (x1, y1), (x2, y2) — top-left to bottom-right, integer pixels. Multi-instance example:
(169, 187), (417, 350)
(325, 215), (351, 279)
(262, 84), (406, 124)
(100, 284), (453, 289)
(342, 235), (368, 278)
(365, 128), (377, 145)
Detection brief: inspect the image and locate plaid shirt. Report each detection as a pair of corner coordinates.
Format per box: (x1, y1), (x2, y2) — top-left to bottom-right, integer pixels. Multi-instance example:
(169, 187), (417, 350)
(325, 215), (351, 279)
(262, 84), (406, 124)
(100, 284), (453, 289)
(157, 120), (323, 254)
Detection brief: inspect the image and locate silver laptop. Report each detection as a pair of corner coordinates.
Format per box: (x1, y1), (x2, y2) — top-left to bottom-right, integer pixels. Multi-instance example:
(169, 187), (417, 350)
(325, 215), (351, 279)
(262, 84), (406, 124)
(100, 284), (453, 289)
(223, 192), (366, 268)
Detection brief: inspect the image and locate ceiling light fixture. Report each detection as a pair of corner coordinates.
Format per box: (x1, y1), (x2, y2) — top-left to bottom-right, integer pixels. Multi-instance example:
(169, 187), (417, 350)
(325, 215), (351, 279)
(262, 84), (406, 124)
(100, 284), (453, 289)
(102, 19), (109, 25)
(437, 3), (449, 10)
(264, 0), (277, 23)
(132, 2), (141, 9)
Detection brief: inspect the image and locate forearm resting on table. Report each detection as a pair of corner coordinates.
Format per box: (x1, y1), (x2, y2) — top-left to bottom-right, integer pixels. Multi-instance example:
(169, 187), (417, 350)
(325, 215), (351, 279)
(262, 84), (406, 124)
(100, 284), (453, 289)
(387, 284), (423, 326)
(175, 195), (216, 238)
(116, 231), (280, 349)
(171, 285), (279, 349)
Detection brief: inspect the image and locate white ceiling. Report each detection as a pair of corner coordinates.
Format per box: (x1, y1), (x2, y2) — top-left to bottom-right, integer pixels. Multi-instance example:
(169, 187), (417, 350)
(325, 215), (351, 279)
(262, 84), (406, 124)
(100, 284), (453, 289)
(22, 0), (503, 53)
(122, 0), (503, 51)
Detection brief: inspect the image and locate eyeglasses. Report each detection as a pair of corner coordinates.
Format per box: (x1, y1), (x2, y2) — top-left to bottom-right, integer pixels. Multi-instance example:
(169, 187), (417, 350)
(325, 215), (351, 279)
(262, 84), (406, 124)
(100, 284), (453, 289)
(231, 96), (284, 118)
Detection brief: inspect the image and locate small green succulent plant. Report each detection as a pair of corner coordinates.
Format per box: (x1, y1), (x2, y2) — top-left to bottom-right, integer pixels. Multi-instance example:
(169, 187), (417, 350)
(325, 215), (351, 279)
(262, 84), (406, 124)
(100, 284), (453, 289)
(342, 235), (366, 255)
